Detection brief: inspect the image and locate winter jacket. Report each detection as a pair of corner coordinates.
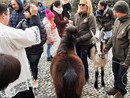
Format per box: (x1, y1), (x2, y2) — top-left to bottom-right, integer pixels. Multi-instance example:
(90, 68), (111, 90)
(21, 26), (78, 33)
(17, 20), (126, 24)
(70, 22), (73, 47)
(106, 15), (130, 66)
(95, 6), (115, 31)
(43, 17), (60, 44)
(73, 13), (96, 45)
(16, 16), (47, 54)
(62, 3), (71, 19)
(53, 11), (69, 37)
(38, 2), (46, 19)
(10, 0), (24, 28)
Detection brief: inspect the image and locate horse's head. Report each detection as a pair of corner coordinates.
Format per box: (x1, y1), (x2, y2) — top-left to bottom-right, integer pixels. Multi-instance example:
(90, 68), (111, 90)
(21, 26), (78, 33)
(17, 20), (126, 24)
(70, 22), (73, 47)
(57, 26), (78, 54)
(65, 26), (78, 36)
(62, 26), (78, 41)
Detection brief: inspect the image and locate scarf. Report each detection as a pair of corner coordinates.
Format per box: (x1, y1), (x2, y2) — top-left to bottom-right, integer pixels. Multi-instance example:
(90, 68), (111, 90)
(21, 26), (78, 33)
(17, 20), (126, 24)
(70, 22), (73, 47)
(53, 5), (63, 14)
(49, 20), (56, 30)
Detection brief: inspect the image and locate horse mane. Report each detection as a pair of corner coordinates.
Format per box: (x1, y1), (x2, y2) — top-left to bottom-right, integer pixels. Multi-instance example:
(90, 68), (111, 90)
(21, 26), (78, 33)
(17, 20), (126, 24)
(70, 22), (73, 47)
(51, 26), (85, 98)
(57, 26), (78, 54)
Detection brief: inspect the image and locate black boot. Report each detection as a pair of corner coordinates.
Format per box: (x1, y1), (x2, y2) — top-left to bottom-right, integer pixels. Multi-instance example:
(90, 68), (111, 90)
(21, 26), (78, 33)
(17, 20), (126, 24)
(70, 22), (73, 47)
(107, 87), (118, 95)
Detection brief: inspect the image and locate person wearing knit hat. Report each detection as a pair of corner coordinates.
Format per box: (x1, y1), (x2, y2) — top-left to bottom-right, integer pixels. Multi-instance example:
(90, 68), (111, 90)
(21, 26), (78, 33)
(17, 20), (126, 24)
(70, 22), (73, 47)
(44, 9), (60, 61)
(113, 1), (129, 14)
(45, 9), (55, 20)
(103, 1), (130, 98)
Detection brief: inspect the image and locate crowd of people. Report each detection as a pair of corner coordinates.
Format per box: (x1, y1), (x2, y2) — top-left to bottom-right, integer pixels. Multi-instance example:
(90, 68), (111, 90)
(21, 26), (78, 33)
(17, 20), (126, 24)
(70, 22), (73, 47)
(0, 0), (129, 98)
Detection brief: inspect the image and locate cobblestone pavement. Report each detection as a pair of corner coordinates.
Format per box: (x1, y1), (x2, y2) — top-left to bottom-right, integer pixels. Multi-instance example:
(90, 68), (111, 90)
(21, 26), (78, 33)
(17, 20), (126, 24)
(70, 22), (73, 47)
(34, 42), (130, 98)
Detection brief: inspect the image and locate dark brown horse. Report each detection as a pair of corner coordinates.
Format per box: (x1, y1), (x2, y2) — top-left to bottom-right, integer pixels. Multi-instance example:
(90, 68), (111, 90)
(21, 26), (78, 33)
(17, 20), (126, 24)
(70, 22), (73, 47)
(50, 26), (86, 98)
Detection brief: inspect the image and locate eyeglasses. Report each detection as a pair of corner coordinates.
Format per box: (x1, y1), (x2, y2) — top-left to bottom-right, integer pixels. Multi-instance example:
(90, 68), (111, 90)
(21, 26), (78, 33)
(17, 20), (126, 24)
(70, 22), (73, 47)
(78, 4), (86, 7)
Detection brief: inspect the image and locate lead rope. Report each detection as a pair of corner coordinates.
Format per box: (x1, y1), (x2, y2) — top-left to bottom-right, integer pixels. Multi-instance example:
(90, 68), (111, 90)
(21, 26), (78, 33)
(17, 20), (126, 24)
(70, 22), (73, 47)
(112, 60), (128, 85)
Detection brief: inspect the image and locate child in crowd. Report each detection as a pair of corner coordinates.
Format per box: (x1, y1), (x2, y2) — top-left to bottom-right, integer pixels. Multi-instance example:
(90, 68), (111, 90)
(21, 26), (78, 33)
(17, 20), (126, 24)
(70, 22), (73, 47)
(44, 9), (60, 61)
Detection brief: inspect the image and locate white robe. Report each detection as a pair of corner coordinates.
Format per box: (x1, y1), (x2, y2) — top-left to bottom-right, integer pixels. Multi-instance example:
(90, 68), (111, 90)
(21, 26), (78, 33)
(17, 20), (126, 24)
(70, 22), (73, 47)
(0, 23), (41, 98)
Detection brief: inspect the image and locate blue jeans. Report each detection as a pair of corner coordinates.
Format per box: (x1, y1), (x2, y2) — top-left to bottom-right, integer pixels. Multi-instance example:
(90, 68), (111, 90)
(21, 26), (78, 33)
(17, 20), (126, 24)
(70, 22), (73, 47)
(47, 44), (52, 58)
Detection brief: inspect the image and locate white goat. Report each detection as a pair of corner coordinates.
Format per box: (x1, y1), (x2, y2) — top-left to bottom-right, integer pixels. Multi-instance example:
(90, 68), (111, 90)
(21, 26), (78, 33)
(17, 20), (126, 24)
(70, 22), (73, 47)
(90, 30), (107, 89)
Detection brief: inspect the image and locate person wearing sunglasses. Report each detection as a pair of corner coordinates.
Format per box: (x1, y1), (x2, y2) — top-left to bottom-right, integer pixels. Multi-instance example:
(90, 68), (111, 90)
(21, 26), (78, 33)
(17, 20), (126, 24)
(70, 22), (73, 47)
(73, 0), (96, 81)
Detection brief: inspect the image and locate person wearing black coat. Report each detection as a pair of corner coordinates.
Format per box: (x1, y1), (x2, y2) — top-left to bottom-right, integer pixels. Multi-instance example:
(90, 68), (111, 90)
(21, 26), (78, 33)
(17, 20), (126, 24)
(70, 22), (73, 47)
(62, 0), (72, 19)
(16, 4), (47, 88)
(95, 0), (115, 43)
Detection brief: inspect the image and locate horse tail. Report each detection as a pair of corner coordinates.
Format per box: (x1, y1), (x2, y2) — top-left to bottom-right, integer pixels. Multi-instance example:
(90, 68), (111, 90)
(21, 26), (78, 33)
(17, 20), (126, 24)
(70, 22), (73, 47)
(63, 68), (78, 98)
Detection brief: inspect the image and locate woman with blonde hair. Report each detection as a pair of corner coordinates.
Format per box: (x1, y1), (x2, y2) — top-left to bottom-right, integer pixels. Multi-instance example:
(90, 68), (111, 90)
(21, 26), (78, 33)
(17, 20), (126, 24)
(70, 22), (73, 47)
(77, 0), (93, 14)
(73, 0), (96, 81)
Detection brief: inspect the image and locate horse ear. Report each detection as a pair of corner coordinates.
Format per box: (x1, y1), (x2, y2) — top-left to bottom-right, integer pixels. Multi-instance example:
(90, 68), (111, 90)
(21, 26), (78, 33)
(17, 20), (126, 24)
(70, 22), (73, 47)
(65, 26), (78, 35)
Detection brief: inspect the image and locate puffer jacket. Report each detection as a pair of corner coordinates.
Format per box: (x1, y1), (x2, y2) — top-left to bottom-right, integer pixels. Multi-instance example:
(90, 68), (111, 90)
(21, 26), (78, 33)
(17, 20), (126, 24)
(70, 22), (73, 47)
(10, 0), (24, 28)
(95, 6), (115, 31)
(16, 17), (47, 54)
(73, 13), (96, 45)
(106, 15), (130, 66)
(43, 17), (60, 44)
(38, 2), (46, 19)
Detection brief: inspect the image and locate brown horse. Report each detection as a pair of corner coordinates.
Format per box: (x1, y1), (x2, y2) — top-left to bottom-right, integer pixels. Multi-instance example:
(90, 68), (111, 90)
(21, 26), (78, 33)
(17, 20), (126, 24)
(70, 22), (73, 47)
(50, 26), (86, 98)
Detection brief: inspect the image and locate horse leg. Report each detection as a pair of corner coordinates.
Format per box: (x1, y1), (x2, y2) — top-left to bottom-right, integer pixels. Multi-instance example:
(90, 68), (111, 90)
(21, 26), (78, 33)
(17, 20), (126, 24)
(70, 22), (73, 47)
(101, 67), (105, 87)
(94, 68), (99, 89)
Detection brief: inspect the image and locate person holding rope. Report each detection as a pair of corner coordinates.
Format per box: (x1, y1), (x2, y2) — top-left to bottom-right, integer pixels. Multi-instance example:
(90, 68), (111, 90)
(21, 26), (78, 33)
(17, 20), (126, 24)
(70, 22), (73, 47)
(103, 1), (130, 98)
